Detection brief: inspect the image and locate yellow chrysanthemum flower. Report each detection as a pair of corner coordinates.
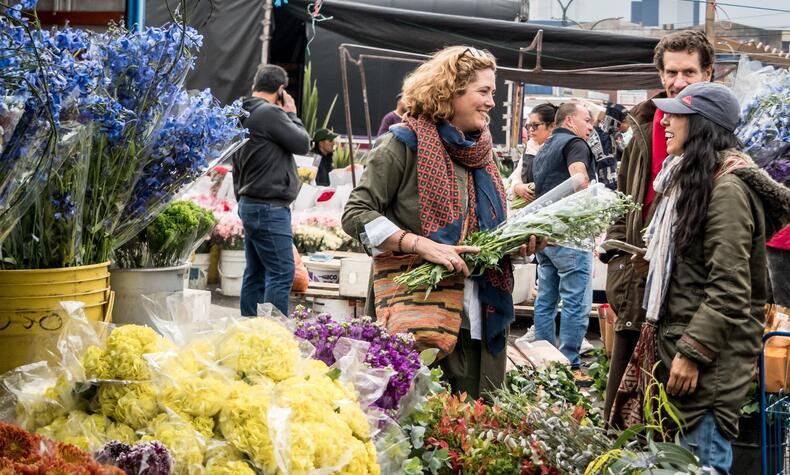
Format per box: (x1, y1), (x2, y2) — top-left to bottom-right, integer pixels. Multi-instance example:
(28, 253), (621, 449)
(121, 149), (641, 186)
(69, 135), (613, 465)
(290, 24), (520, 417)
(205, 460), (256, 475)
(141, 414), (205, 474)
(98, 382), (160, 429)
(217, 318), (300, 382)
(160, 375), (229, 418)
(36, 411), (112, 451)
(218, 383), (277, 473)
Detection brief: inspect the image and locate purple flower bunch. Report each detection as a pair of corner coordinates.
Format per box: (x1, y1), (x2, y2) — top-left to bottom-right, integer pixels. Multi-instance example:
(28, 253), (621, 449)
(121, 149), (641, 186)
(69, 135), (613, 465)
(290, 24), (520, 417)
(292, 308), (422, 412)
(95, 440), (173, 475)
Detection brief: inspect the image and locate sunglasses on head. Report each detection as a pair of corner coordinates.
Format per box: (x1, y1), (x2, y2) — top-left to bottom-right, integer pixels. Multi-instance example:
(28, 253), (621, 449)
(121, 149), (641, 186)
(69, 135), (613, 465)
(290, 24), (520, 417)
(460, 46), (489, 60)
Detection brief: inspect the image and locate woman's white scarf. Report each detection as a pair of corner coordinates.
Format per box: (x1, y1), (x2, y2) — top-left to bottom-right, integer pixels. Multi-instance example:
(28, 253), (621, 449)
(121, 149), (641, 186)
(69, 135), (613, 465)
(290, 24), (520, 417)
(642, 149), (753, 322)
(642, 154), (683, 323)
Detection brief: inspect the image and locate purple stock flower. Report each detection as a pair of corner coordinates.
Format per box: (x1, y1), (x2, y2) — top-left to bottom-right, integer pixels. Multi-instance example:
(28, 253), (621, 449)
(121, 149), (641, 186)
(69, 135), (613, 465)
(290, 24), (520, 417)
(95, 440), (173, 475)
(292, 309), (422, 412)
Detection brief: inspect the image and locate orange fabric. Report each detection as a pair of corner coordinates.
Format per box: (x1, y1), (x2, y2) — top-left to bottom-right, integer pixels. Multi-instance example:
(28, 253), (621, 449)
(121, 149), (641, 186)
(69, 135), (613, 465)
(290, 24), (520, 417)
(292, 246), (309, 292)
(372, 252), (464, 358)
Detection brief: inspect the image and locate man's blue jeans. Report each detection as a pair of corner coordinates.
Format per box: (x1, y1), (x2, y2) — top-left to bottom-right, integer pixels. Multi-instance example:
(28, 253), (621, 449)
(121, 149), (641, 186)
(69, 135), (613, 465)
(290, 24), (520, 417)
(238, 198), (295, 316)
(533, 246), (593, 367)
(680, 411), (732, 474)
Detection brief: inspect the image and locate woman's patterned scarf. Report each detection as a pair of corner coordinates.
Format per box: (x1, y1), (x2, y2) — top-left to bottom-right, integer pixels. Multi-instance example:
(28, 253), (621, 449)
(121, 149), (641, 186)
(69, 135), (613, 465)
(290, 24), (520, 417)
(402, 115), (514, 356)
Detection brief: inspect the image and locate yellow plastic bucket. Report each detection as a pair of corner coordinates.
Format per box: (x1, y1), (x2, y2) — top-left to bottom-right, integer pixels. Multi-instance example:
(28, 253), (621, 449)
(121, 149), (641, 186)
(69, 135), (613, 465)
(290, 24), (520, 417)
(0, 261), (113, 374)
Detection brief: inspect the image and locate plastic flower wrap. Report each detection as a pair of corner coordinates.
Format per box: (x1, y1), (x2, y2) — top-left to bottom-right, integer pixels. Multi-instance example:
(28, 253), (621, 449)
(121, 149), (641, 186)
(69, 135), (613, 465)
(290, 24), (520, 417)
(32, 408), (139, 464)
(139, 414), (205, 473)
(217, 382), (277, 472)
(217, 317), (301, 382)
(293, 310), (421, 413)
(112, 89), (246, 248)
(0, 6), (101, 245)
(97, 382), (160, 430)
(270, 366), (380, 474)
(1, 302), (384, 474)
(95, 440), (174, 475)
(114, 200), (217, 269)
(84, 324), (174, 381)
(297, 166), (317, 184)
(396, 180), (639, 293)
(734, 57), (790, 185)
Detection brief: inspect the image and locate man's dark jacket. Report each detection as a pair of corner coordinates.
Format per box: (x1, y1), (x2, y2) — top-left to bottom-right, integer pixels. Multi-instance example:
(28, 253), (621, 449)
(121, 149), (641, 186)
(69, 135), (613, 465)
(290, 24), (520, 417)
(232, 96), (311, 206)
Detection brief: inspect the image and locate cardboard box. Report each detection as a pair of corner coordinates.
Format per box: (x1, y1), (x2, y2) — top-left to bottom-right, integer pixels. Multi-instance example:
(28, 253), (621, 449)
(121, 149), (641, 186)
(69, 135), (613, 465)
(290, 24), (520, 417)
(513, 337), (570, 368)
(764, 346), (789, 393)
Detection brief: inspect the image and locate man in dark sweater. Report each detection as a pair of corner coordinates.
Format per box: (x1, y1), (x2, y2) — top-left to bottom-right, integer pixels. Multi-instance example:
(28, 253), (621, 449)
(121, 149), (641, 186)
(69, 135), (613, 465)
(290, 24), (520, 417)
(232, 64), (311, 316)
(309, 128), (338, 186)
(532, 102), (596, 385)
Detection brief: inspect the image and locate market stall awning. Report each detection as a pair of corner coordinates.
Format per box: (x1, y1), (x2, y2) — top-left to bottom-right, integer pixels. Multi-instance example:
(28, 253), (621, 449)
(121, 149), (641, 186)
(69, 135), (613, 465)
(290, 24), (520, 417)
(284, 0), (662, 89)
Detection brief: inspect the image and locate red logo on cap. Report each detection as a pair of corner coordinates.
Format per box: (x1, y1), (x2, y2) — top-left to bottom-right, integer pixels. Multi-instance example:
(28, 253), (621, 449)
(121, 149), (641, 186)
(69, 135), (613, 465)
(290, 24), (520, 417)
(682, 95), (693, 106)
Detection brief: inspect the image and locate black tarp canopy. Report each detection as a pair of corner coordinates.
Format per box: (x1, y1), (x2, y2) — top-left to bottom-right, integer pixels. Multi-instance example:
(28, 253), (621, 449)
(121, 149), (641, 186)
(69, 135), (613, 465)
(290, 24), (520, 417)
(284, 0), (662, 90)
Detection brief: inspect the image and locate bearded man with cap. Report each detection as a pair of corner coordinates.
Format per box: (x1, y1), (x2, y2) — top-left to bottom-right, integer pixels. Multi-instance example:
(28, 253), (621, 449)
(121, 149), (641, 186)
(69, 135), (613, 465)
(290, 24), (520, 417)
(309, 128), (338, 186)
(617, 82), (790, 474)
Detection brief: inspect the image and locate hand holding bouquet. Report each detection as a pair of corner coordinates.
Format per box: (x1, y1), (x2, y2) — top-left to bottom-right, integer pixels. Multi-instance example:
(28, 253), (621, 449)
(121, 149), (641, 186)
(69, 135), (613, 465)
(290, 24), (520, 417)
(395, 181), (638, 293)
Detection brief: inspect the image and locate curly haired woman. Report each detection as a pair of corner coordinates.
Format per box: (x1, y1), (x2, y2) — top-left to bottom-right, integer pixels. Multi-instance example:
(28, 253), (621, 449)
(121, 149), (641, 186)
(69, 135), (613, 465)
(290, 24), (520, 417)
(342, 46), (543, 398)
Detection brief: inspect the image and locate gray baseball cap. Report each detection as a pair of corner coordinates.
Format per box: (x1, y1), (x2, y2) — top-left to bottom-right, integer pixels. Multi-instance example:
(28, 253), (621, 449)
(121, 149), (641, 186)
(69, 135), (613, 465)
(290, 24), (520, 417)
(652, 82), (740, 132)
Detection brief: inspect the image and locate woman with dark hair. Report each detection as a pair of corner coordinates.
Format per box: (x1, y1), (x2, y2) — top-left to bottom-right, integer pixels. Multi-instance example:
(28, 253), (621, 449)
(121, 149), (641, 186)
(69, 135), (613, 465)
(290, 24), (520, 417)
(511, 103), (557, 203)
(611, 82), (790, 474)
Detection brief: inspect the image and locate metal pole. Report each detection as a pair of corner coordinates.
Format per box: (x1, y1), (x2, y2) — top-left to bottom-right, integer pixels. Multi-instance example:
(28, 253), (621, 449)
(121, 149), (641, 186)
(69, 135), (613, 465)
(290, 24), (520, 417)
(339, 47), (357, 187)
(125, 0), (145, 32)
(705, 1), (716, 46)
(261, 0), (274, 65)
(356, 60), (374, 150)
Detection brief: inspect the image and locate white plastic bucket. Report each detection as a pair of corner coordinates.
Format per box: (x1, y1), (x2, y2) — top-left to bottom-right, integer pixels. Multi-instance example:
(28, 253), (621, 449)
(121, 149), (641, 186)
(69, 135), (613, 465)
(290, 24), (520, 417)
(313, 297), (355, 321)
(304, 259), (341, 284)
(219, 250), (246, 297)
(189, 253), (211, 290)
(110, 264), (190, 326)
(192, 253), (210, 272)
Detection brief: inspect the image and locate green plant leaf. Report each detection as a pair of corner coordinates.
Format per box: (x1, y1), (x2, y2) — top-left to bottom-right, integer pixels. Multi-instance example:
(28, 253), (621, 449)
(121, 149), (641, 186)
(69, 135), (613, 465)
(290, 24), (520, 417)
(613, 423), (646, 449)
(420, 348), (439, 366)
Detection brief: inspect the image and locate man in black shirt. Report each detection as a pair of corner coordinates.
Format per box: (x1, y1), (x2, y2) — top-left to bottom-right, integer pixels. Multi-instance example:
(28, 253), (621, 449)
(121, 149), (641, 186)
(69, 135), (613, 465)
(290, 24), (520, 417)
(309, 128), (338, 186)
(532, 103), (596, 385)
(232, 64), (311, 315)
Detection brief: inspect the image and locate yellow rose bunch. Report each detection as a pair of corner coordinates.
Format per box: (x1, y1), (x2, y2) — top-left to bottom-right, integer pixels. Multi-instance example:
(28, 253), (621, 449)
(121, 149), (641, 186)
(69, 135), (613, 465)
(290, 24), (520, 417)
(297, 166), (317, 184)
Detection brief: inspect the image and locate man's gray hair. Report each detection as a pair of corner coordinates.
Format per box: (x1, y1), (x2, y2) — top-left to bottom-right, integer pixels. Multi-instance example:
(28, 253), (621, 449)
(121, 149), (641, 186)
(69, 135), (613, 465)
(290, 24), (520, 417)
(555, 102), (586, 127)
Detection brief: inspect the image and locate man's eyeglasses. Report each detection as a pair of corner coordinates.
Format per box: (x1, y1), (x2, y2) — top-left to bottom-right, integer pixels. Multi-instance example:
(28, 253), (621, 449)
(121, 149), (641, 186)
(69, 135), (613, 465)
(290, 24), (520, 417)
(526, 122), (547, 130)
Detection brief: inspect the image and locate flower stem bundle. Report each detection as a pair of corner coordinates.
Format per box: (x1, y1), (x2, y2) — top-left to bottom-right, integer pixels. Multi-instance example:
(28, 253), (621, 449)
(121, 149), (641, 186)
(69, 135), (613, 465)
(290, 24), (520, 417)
(394, 183), (639, 294)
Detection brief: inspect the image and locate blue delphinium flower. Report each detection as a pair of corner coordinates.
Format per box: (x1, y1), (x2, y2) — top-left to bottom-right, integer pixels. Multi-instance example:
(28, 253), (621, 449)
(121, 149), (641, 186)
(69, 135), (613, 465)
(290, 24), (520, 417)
(115, 90), (246, 240)
(736, 69), (790, 185)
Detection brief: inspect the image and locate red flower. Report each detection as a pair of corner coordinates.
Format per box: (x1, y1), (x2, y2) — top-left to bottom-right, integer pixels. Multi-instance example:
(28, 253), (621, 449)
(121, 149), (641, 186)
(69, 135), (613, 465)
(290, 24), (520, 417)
(36, 458), (91, 475)
(54, 442), (94, 466)
(571, 405), (588, 422)
(425, 437), (449, 450)
(0, 423), (39, 464)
